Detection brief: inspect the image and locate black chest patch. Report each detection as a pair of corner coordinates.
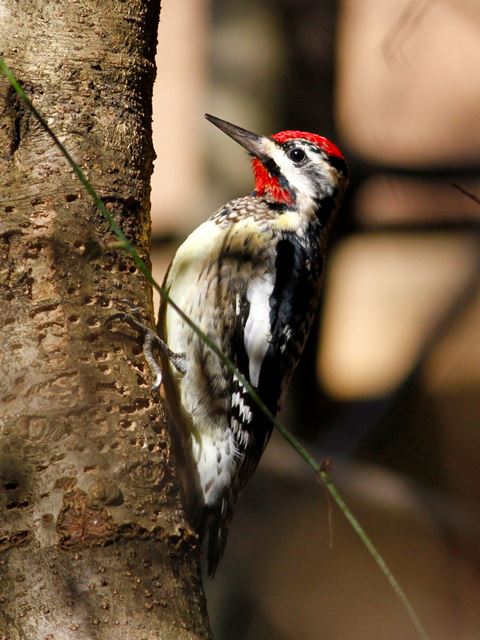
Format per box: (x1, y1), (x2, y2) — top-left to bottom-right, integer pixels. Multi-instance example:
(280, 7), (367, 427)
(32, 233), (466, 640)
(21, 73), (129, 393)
(270, 235), (321, 347)
(257, 232), (323, 414)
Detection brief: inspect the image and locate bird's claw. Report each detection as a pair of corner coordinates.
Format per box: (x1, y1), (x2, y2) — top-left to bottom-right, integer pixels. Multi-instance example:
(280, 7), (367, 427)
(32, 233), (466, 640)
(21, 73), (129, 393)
(108, 301), (187, 390)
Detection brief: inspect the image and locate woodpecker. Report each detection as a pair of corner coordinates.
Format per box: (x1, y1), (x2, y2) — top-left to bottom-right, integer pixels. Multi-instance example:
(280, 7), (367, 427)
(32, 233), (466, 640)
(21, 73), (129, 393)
(127, 115), (348, 575)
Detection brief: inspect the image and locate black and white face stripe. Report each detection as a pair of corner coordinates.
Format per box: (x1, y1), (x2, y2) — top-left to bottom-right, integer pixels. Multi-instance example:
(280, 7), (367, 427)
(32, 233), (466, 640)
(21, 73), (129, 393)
(323, 154), (348, 177)
(261, 156), (297, 204)
(280, 139), (349, 179)
(259, 138), (348, 210)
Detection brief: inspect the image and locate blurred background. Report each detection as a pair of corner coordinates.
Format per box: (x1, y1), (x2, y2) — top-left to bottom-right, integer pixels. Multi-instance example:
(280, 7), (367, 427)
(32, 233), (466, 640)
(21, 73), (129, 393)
(151, 1), (480, 638)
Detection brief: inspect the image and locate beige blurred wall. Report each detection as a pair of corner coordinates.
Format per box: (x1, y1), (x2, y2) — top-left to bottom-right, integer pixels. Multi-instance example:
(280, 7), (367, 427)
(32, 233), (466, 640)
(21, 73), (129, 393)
(151, 0), (208, 236)
(337, 0), (480, 167)
(319, 0), (480, 399)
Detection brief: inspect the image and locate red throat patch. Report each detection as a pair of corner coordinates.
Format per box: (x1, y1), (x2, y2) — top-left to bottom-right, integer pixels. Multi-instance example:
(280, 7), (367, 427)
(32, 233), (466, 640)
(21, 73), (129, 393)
(251, 158), (294, 205)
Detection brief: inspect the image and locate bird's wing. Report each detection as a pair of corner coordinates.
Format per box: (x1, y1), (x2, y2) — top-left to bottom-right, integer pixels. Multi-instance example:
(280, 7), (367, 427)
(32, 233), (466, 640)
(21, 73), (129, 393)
(206, 233), (322, 575)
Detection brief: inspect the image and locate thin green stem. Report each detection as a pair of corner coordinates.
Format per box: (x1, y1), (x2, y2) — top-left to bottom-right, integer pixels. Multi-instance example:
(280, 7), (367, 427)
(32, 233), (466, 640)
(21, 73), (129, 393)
(451, 182), (480, 207)
(0, 57), (431, 640)
(319, 472), (431, 640)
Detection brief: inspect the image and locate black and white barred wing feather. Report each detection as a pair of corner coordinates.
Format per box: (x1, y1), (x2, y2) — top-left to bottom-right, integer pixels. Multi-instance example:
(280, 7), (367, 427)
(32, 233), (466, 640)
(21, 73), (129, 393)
(206, 233), (322, 574)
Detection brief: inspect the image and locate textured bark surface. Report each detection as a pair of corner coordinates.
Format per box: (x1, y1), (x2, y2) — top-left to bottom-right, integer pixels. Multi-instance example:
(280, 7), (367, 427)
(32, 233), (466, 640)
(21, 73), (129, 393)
(0, 1), (211, 638)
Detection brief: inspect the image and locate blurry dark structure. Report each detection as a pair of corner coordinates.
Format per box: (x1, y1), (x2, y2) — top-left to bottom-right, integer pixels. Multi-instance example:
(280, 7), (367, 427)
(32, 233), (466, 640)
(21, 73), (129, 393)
(151, 1), (480, 637)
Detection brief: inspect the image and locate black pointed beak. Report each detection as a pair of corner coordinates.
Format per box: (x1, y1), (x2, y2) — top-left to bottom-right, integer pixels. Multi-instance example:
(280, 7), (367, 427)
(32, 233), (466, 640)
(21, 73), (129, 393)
(205, 114), (267, 159)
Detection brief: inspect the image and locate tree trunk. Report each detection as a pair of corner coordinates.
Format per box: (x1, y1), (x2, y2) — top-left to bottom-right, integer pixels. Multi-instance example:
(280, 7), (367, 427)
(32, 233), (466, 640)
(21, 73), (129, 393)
(0, 1), (211, 638)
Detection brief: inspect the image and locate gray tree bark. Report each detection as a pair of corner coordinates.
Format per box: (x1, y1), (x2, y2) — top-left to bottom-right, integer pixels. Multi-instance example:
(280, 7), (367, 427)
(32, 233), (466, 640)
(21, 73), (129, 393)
(0, 1), (211, 638)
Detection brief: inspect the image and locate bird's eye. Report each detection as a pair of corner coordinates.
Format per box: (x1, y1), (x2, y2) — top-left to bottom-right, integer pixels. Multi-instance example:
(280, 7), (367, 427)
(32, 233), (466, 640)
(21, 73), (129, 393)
(287, 147), (307, 164)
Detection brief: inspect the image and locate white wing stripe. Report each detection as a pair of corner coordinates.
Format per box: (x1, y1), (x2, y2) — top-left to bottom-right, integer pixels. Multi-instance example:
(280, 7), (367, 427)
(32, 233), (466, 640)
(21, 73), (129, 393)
(243, 274), (274, 387)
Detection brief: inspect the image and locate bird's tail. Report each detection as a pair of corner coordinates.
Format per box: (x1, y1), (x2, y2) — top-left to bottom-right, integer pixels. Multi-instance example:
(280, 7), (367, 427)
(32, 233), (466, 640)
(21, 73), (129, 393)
(198, 496), (233, 577)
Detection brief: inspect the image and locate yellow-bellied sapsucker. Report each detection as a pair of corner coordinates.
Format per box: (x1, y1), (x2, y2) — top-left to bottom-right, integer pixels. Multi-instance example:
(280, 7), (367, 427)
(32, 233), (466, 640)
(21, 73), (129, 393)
(122, 115), (348, 575)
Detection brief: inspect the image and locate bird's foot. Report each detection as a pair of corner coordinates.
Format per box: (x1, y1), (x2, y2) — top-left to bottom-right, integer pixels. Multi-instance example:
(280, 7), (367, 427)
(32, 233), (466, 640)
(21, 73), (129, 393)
(107, 300), (186, 390)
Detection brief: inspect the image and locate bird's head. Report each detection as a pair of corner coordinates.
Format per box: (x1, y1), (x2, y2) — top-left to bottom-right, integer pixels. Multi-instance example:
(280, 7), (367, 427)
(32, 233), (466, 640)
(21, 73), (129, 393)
(206, 113), (348, 218)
